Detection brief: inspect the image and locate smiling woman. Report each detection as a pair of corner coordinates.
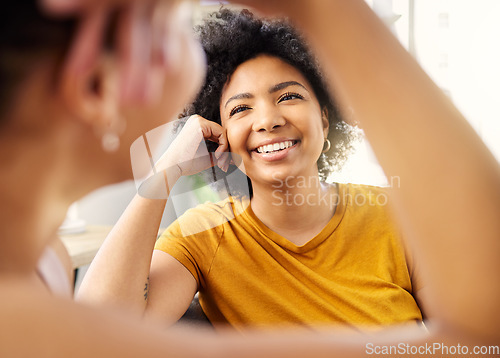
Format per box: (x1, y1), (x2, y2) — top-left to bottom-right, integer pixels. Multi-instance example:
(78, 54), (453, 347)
(77, 8), (426, 332)
(187, 9), (358, 184)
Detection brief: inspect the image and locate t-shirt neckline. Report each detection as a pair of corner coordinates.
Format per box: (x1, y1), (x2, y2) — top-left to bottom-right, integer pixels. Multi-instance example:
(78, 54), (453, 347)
(242, 183), (348, 253)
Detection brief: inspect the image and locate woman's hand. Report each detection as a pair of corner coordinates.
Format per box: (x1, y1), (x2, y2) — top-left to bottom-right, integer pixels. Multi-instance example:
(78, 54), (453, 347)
(156, 115), (230, 183)
(41, 0), (202, 104)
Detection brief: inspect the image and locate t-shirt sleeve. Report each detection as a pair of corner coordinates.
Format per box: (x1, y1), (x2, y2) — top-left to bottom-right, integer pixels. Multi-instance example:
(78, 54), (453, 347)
(154, 204), (225, 288)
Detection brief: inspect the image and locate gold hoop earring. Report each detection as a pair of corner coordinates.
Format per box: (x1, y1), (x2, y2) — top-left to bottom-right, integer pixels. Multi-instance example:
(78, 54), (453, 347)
(322, 139), (331, 153)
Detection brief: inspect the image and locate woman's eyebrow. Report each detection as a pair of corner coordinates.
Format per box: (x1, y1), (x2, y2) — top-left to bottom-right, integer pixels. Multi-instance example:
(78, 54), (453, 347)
(269, 81), (307, 93)
(224, 81), (307, 109)
(224, 92), (253, 109)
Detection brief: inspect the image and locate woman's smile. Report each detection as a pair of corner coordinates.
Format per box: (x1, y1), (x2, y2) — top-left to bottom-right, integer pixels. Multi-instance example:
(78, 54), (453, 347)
(250, 138), (300, 162)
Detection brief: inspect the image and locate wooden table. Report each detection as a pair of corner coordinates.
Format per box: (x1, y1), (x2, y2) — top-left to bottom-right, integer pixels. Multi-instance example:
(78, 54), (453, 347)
(60, 225), (112, 269)
(60, 225), (165, 270)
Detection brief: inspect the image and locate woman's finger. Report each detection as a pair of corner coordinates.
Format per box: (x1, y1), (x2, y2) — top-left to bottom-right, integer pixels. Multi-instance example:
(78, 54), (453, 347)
(215, 129), (229, 158)
(119, 0), (180, 102)
(61, 5), (107, 84)
(186, 115), (229, 161)
(199, 118), (224, 143)
(217, 152), (230, 172)
(118, 2), (156, 102)
(117, 0), (192, 103)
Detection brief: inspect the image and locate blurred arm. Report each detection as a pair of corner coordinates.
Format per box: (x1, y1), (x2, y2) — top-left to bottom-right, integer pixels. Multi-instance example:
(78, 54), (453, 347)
(292, 0), (500, 339)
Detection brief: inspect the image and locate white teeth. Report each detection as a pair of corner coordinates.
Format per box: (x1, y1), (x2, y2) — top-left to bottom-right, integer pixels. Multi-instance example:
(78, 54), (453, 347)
(256, 140), (295, 154)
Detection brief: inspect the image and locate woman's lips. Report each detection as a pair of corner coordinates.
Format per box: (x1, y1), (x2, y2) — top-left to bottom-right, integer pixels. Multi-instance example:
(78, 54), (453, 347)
(250, 140), (299, 162)
(255, 140), (296, 153)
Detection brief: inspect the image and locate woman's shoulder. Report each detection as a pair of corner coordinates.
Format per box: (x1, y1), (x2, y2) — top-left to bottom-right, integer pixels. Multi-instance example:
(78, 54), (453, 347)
(184, 195), (249, 218)
(344, 182), (390, 193)
(333, 183), (398, 224)
(170, 196), (250, 237)
(341, 182), (391, 207)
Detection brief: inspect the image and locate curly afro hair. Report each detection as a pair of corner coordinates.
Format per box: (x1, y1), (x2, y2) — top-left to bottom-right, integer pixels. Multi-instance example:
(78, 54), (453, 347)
(181, 8), (358, 194)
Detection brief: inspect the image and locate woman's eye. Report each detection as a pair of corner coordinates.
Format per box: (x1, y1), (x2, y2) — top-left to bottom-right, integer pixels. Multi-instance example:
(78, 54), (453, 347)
(278, 92), (304, 103)
(229, 105), (251, 117)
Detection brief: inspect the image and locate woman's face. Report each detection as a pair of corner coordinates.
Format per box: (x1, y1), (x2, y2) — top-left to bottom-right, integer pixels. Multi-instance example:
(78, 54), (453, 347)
(220, 55), (328, 188)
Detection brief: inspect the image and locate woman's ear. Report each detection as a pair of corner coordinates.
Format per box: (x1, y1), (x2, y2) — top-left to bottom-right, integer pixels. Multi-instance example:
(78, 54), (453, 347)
(321, 107), (330, 137)
(58, 55), (125, 152)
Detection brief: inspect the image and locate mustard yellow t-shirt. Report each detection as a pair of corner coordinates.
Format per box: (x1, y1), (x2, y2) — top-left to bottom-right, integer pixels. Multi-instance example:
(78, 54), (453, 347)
(155, 183), (422, 331)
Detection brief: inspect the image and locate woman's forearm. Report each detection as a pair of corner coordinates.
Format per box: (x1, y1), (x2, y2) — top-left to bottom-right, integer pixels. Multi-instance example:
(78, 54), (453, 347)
(76, 173), (177, 314)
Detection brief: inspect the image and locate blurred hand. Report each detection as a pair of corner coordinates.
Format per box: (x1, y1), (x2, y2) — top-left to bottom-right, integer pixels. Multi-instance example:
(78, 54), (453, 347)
(41, 0), (203, 104)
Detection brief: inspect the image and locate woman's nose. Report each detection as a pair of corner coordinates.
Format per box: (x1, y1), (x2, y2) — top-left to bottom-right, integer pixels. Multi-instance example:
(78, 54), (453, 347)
(251, 105), (286, 132)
